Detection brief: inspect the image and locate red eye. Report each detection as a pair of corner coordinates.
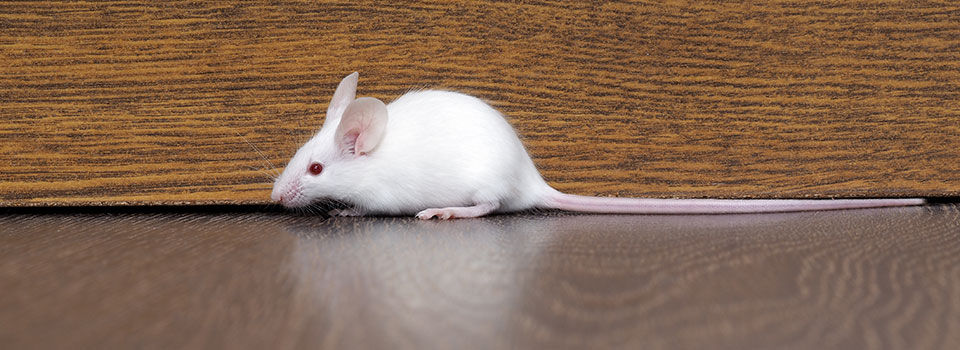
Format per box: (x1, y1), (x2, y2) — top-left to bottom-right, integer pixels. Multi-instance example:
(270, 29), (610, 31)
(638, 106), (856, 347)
(308, 162), (323, 175)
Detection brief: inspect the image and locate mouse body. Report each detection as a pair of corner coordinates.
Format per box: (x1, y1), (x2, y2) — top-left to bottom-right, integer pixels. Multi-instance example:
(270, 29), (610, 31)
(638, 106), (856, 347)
(271, 72), (924, 219)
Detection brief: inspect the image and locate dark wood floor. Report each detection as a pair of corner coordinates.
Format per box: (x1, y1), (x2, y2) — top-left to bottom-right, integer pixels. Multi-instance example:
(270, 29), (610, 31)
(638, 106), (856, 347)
(2, 204), (958, 349)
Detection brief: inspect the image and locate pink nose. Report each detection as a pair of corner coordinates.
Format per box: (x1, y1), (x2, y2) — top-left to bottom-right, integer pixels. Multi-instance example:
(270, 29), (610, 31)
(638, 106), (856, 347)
(270, 189), (283, 203)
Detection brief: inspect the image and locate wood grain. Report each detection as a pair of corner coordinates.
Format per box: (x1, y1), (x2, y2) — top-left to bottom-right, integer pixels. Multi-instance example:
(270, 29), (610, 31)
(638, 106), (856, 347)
(1, 205), (958, 349)
(1, 1), (958, 205)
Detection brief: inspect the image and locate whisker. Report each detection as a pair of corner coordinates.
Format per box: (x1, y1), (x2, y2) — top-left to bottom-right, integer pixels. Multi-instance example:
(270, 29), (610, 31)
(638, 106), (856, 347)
(244, 165), (279, 182)
(308, 203), (330, 217)
(236, 130), (282, 178)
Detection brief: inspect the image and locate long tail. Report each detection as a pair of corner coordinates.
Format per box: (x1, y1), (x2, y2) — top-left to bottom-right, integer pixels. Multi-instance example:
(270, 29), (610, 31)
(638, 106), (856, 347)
(543, 192), (925, 214)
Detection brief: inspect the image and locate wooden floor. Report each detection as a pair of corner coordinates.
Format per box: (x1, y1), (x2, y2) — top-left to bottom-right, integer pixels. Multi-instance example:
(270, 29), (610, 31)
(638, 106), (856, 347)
(2, 204), (958, 349)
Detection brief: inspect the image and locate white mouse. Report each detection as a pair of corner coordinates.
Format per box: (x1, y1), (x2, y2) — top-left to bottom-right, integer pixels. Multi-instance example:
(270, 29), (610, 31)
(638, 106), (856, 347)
(270, 72), (924, 219)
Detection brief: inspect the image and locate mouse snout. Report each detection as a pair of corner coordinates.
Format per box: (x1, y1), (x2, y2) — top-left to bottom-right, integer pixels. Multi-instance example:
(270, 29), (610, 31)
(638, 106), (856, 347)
(270, 186), (283, 203)
(271, 180), (302, 207)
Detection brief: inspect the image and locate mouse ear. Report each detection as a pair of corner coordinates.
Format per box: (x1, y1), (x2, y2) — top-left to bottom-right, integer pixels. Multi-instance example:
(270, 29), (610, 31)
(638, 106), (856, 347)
(323, 72), (359, 129)
(335, 97), (388, 156)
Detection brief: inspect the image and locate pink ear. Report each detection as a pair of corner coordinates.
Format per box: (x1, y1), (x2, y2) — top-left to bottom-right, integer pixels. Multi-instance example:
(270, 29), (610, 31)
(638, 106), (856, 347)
(334, 97), (388, 155)
(322, 72), (359, 129)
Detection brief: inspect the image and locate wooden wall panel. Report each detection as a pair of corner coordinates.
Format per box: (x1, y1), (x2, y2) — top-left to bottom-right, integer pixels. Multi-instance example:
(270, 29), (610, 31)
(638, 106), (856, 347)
(1, 1), (958, 206)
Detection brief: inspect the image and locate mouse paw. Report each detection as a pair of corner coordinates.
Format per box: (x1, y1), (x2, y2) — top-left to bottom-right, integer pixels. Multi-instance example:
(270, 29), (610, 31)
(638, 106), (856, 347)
(416, 208), (453, 220)
(416, 203), (499, 220)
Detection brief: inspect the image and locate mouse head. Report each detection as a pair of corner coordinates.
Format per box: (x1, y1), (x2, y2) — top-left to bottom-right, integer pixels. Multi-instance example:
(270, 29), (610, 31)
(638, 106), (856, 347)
(271, 72), (388, 208)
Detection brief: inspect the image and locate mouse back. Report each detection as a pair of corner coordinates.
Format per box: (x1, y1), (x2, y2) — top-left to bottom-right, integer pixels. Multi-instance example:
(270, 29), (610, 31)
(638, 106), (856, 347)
(340, 89), (552, 214)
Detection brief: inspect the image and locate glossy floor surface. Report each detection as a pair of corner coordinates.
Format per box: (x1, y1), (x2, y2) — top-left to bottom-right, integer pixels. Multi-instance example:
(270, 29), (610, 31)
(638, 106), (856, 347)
(2, 204), (958, 349)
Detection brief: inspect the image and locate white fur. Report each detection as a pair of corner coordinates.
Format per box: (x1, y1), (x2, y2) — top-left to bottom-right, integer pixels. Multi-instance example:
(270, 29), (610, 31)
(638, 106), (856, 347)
(271, 75), (550, 215)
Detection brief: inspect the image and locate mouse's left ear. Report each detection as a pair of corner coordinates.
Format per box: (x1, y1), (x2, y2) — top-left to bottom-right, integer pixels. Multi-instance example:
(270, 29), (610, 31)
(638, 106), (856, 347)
(335, 97), (388, 156)
(323, 72), (359, 130)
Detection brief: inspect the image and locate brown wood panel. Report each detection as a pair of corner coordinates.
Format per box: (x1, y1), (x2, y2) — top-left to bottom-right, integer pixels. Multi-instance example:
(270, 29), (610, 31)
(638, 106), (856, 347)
(1, 1), (958, 206)
(2, 205), (959, 349)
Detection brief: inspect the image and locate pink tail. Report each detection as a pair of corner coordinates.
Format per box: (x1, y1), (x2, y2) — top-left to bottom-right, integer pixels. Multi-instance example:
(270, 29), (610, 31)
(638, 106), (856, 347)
(544, 192), (925, 214)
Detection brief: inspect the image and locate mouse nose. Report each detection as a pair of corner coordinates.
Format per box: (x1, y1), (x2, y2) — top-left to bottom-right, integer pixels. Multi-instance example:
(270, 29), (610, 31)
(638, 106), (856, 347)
(271, 180), (301, 207)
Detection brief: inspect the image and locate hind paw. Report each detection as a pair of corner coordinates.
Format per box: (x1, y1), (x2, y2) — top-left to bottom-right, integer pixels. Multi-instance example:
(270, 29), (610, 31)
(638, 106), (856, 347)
(416, 208), (453, 220)
(415, 202), (499, 220)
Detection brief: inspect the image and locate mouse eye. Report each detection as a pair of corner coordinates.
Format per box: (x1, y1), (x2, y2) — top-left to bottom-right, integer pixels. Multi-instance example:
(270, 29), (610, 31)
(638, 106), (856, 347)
(308, 162), (323, 175)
